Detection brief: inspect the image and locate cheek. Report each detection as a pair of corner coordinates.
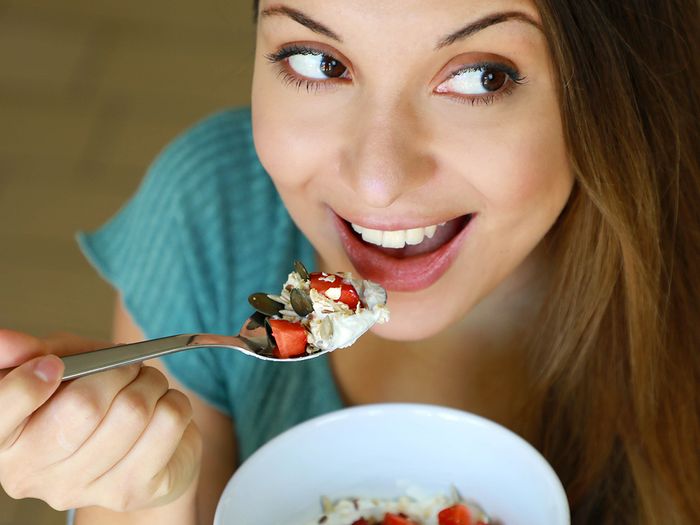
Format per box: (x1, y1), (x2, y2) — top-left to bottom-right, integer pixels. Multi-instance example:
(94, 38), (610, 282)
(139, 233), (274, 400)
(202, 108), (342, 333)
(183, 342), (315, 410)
(487, 141), (570, 219)
(444, 114), (572, 226)
(252, 77), (349, 262)
(252, 78), (343, 192)
(252, 109), (310, 190)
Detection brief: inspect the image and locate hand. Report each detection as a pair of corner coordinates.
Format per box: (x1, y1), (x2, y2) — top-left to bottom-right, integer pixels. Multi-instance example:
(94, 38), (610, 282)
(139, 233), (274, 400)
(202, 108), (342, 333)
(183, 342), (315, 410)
(0, 329), (202, 512)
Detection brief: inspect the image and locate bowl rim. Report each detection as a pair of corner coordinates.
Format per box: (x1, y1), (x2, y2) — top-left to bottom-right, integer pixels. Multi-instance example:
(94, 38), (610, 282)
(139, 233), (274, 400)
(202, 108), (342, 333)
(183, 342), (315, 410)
(216, 403), (570, 524)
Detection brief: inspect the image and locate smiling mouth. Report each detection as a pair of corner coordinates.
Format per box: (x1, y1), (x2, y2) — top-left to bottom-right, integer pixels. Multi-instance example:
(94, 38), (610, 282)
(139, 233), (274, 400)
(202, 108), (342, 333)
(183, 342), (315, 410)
(332, 212), (476, 292)
(349, 215), (473, 258)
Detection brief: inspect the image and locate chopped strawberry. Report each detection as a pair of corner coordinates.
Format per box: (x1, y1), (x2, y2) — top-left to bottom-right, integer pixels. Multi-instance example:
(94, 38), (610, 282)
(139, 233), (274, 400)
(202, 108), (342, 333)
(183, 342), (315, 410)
(310, 272), (361, 310)
(383, 513), (419, 525)
(351, 519), (369, 525)
(268, 319), (308, 358)
(438, 503), (473, 525)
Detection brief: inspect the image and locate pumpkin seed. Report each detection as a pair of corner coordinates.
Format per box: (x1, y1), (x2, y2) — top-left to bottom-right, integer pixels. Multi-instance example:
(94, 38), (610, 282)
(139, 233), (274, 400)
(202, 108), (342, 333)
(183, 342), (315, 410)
(290, 288), (314, 316)
(248, 293), (284, 316)
(294, 260), (310, 281)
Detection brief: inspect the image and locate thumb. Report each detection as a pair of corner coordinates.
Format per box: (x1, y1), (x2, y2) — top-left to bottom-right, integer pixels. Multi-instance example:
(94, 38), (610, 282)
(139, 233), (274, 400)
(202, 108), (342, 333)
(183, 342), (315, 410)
(0, 329), (109, 371)
(0, 329), (45, 369)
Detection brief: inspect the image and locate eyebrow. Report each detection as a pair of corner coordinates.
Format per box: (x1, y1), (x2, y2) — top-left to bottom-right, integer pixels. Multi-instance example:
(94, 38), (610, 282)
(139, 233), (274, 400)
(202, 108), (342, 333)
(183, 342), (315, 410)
(261, 6), (343, 42)
(261, 6), (542, 50)
(436, 11), (542, 49)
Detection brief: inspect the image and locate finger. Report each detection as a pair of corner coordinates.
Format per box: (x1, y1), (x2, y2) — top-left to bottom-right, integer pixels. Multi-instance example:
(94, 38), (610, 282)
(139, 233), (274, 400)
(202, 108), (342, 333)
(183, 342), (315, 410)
(0, 355), (64, 450)
(148, 422), (202, 507)
(57, 366), (169, 484)
(123, 389), (194, 475)
(0, 329), (45, 369)
(9, 363), (142, 466)
(88, 421), (201, 512)
(100, 390), (198, 507)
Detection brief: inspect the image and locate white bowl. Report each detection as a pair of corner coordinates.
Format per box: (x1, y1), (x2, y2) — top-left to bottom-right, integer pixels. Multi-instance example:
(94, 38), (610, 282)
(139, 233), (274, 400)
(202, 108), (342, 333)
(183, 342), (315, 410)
(214, 403), (570, 525)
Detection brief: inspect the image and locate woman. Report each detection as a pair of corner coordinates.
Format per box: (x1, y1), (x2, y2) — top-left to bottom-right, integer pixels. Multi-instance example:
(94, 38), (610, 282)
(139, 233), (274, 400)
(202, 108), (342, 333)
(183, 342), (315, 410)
(0, 1), (697, 523)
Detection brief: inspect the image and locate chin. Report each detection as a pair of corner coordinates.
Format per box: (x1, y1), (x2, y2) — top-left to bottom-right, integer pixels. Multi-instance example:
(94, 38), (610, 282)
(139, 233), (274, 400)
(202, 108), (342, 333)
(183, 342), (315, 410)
(369, 320), (432, 342)
(369, 294), (466, 342)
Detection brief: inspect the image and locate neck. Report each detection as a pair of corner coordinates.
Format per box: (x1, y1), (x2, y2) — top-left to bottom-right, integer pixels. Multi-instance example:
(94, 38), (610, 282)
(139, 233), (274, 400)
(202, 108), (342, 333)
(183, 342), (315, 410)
(370, 242), (549, 359)
(326, 245), (549, 430)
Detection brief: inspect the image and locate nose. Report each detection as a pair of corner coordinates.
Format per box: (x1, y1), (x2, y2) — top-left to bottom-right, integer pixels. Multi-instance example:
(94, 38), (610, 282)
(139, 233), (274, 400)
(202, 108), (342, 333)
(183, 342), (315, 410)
(339, 95), (435, 209)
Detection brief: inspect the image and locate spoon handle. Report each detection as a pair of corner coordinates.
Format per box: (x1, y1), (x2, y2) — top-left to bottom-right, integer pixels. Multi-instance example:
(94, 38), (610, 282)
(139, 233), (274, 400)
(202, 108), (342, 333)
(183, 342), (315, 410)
(60, 334), (197, 380)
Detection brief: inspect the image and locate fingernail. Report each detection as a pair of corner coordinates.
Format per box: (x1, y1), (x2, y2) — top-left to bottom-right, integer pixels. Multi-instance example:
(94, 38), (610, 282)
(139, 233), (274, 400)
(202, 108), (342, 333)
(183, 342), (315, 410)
(33, 355), (63, 383)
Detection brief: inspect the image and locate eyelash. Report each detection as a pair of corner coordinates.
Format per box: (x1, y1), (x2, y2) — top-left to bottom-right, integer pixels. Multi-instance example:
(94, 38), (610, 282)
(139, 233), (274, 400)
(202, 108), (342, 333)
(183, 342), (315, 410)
(444, 63), (526, 106)
(265, 44), (527, 105)
(265, 44), (342, 94)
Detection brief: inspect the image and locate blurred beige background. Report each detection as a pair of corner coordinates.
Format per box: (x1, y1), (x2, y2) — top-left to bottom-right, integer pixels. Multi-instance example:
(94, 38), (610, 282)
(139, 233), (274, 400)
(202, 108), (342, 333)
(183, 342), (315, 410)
(0, 0), (255, 523)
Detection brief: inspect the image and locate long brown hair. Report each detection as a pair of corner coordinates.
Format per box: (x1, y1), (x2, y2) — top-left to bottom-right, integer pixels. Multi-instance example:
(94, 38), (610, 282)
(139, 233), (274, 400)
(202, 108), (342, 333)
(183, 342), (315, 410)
(252, 0), (700, 522)
(528, 1), (700, 523)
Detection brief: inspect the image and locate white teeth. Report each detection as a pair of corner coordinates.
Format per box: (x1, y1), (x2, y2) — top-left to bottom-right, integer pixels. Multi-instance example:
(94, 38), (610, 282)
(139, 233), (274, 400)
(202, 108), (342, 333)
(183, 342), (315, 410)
(405, 228), (425, 246)
(381, 230), (406, 248)
(351, 222), (447, 249)
(361, 228), (383, 245)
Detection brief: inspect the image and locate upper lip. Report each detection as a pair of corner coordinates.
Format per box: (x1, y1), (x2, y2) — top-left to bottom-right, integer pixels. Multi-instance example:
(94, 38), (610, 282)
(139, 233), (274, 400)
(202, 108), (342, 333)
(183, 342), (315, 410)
(331, 208), (472, 231)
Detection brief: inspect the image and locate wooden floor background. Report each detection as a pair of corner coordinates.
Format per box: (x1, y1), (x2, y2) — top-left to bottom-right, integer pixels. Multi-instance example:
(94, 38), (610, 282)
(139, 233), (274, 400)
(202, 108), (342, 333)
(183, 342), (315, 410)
(0, 0), (254, 522)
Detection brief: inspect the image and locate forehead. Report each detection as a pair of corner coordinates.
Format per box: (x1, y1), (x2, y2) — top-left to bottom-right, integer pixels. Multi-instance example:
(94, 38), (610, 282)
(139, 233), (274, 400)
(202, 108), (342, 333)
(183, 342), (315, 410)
(258, 0), (541, 27)
(258, 0), (542, 50)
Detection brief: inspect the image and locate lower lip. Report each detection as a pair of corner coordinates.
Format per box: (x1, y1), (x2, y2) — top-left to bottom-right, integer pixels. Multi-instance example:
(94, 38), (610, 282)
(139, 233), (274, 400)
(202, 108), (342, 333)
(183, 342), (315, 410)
(332, 212), (475, 292)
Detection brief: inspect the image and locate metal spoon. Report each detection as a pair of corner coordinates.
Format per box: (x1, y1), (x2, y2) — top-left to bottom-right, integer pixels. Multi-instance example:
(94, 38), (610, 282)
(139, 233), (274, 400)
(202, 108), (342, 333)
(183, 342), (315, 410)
(51, 312), (331, 381)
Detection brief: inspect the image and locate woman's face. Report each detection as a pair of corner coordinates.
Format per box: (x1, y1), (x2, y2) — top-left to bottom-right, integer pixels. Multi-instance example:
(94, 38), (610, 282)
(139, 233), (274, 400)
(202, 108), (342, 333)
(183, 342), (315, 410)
(252, 0), (573, 341)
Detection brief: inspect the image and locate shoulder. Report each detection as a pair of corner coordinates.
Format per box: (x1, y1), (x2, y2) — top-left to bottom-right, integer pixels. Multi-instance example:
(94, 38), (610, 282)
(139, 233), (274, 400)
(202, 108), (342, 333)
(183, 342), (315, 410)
(137, 108), (309, 329)
(138, 106), (285, 253)
(163, 107), (256, 165)
(145, 107), (265, 196)
(142, 107), (290, 252)
(77, 107), (292, 333)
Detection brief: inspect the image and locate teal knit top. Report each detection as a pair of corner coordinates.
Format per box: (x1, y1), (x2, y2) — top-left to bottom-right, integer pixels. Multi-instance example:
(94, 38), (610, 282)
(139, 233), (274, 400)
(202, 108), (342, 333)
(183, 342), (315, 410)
(77, 108), (345, 463)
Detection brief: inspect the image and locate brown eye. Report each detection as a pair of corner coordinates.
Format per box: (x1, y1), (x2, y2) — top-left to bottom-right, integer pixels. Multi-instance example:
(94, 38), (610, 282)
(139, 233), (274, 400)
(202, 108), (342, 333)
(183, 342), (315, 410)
(287, 52), (348, 80)
(481, 69), (508, 92)
(320, 55), (347, 78)
(436, 63), (522, 99)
